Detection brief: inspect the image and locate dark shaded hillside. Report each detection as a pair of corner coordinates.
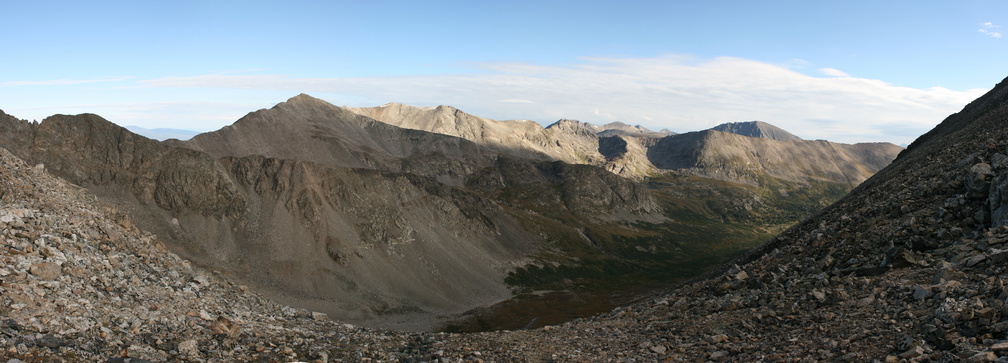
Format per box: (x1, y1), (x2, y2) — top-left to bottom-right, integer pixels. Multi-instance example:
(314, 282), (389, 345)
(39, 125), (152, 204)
(416, 76), (1008, 360)
(0, 107), (670, 331)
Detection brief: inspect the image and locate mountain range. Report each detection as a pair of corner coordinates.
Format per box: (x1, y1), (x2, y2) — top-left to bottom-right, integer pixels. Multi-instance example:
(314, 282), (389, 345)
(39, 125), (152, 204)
(0, 95), (900, 331)
(10, 73), (1008, 360)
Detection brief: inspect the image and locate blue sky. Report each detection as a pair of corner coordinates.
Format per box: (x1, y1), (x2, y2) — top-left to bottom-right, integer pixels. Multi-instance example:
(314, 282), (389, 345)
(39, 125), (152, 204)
(1, 1), (1005, 144)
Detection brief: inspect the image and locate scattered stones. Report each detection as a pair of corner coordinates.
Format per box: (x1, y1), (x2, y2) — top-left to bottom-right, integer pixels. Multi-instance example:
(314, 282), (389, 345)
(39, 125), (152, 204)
(29, 262), (61, 280)
(209, 316), (239, 336)
(0, 148), (379, 361)
(913, 286), (933, 300)
(177, 339), (199, 358)
(899, 345), (925, 359)
(709, 334), (729, 344)
(991, 341), (1008, 354)
(966, 351), (998, 362)
(649, 344), (667, 354)
(312, 311), (329, 321)
(967, 254), (987, 267)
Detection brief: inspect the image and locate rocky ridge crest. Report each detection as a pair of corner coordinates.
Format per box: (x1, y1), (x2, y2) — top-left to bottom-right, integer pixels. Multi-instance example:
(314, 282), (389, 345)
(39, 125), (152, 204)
(347, 98), (901, 182)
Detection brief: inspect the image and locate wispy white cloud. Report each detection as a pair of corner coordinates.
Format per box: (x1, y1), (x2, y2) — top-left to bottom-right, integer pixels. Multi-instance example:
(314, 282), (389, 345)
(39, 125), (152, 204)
(0, 77), (131, 87)
(498, 99), (534, 104)
(819, 68), (849, 77)
(140, 55), (987, 144)
(980, 22), (1003, 38)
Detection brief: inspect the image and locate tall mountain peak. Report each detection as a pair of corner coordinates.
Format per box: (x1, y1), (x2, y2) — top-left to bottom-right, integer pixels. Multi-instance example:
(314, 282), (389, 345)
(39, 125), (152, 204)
(546, 118), (593, 129)
(709, 121), (802, 142)
(287, 93), (326, 103)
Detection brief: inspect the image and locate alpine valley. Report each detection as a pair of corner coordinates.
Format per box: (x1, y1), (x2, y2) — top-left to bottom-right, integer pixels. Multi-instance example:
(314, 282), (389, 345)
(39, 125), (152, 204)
(0, 95), (900, 334)
(8, 77), (1008, 359)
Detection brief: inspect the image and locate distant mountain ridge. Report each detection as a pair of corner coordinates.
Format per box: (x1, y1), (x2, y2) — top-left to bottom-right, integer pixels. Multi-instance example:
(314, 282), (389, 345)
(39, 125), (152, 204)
(593, 121), (674, 138)
(348, 98), (900, 185)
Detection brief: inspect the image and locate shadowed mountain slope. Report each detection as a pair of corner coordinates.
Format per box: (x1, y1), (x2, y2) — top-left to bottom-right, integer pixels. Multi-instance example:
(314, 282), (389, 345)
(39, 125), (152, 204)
(0, 103), (663, 331)
(187, 95), (503, 186)
(420, 76), (1008, 360)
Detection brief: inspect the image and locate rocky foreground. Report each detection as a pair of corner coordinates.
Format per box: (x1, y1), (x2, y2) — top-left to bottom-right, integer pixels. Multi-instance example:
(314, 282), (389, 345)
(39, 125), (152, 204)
(0, 148), (430, 362)
(3, 74), (1008, 361)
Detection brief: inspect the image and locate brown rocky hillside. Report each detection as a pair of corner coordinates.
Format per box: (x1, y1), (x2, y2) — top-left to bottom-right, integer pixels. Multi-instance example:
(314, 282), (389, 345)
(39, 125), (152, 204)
(398, 75), (1008, 360)
(0, 86), (938, 360)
